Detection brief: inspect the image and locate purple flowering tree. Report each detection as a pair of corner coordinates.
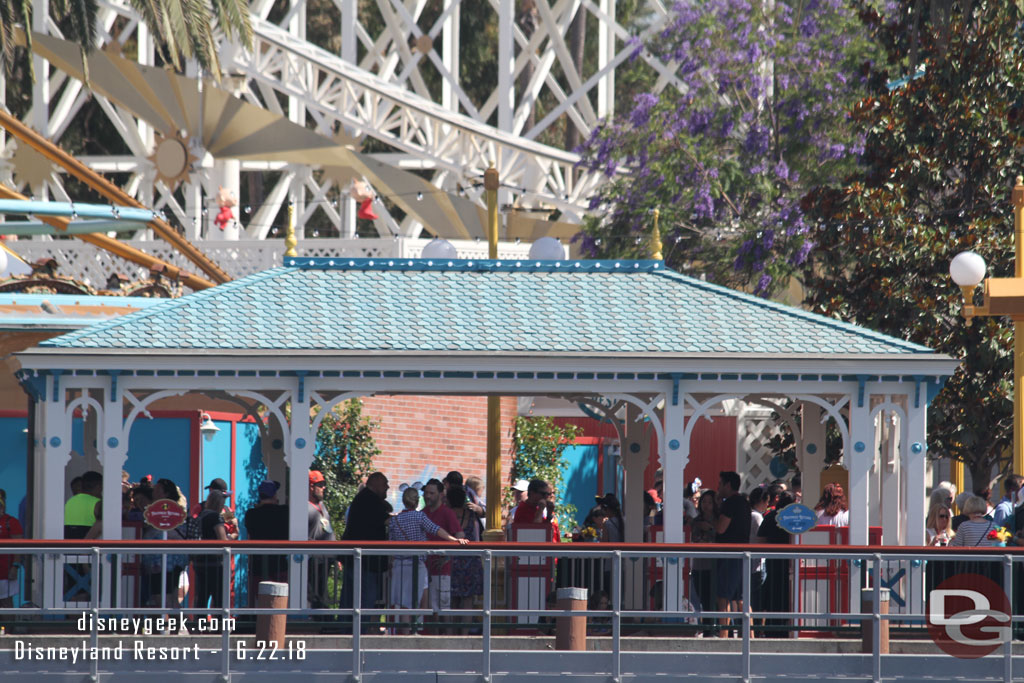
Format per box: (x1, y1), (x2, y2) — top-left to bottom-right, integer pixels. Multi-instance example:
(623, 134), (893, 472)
(576, 0), (869, 295)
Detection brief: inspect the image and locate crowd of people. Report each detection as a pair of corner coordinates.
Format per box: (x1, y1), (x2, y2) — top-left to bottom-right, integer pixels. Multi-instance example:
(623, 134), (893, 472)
(46, 464), (1024, 637)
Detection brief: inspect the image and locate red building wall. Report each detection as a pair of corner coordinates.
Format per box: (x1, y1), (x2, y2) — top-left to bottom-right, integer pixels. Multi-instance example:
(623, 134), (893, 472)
(554, 415), (738, 492)
(360, 395), (518, 492)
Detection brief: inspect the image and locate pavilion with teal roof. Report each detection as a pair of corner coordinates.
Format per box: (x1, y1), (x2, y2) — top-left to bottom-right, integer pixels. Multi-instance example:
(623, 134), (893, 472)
(14, 257), (959, 608)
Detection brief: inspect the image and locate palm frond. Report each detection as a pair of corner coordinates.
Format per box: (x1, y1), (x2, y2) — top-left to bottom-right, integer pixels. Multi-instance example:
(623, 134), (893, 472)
(0, 1), (32, 79)
(126, 0), (174, 67)
(183, 0), (218, 75)
(211, 0), (253, 48)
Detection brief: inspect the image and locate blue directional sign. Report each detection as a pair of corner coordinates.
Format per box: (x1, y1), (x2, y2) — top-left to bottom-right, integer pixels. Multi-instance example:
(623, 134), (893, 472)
(776, 503), (818, 535)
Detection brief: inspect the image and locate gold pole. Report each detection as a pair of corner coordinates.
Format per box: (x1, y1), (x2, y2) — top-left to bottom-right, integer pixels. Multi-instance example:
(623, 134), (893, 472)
(483, 166), (504, 540)
(0, 110), (231, 284)
(1014, 177), (1024, 477)
(285, 203), (298, 257)
(950, 460), (963, 512)
(485, 167), (499, 259)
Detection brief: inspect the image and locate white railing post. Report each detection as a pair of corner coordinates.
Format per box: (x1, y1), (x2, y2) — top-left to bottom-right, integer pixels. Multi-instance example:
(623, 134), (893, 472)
(482, 550), (492, 681)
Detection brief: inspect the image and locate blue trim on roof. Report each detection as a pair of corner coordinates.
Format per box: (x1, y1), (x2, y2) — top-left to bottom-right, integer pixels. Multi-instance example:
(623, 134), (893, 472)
(0, 293), (170, 329)
(0, 293), (169, 308)
(285, 256), (664, 273)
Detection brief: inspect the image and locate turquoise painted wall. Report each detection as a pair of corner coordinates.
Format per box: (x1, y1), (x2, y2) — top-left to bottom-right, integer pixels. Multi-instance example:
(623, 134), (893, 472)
(0, 417), (28, 528)
(125, 417), (191, 500)
(561, 443), (599, 528)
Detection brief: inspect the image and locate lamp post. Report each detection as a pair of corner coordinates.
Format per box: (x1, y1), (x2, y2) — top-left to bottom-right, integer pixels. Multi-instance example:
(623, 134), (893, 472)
(950, 176), (1024, 479)
(199, 413), (221, 442)
(483, 166), (504, 541)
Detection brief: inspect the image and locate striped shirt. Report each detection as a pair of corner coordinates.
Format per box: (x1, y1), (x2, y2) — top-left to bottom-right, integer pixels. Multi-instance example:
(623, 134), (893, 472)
(949, 518), (999, 547)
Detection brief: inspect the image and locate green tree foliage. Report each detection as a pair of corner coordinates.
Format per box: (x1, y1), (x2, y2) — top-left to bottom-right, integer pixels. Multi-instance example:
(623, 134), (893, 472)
(800, 0), (1024, 485)
(507, 416), (581, 535)
(311, 399), (381, 536)
(1, 0), (253, 80)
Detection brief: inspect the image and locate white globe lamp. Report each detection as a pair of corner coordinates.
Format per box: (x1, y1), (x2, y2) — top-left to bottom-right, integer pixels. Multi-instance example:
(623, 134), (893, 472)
(950, 251), (988, 326)
(527, 236), (566, 260)
(199, 412), (221, 442)
(420, 238), (458, 260)
(949, 251), (986, 287)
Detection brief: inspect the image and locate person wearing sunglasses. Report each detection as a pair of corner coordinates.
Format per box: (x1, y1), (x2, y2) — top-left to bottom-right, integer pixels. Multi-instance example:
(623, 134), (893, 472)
(926, 503), (953, 547)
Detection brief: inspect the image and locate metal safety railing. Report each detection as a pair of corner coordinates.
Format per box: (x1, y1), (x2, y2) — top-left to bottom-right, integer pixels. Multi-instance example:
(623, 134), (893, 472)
(0, 541), (1022, 682)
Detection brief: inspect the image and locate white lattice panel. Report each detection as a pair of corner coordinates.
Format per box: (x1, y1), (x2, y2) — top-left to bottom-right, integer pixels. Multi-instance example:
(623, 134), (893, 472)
(736, 404), (783, 487)
(8, 237), (538, 287)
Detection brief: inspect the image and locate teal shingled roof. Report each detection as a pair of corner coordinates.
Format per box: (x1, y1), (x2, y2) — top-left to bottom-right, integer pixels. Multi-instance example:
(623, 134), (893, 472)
(38, 258), (934, 355)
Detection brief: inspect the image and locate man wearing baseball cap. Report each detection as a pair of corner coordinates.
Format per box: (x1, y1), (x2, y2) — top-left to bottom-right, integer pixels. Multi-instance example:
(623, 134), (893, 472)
(192, 478), (230, 612)
(306, 470), (336, 612)
(504, 479), (530, 535)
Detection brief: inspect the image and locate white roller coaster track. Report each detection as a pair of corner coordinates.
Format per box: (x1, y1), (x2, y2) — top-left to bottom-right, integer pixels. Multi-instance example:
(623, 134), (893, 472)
(3, 0), (682, 253)
(229, 15), (600, 218)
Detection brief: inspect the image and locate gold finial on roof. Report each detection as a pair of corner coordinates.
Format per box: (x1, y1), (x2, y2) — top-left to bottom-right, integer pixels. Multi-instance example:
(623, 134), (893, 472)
(650, 208), (663, 260)
(284, 202), (297, 257)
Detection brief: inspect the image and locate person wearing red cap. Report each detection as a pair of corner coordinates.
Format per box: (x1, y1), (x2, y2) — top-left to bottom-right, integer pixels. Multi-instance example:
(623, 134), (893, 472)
(307, 470), (336, 612)
(308, 471), (333, 541)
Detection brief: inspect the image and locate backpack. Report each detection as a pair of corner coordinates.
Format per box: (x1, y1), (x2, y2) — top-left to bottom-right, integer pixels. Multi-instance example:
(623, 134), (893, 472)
(182, 513), (203, 541)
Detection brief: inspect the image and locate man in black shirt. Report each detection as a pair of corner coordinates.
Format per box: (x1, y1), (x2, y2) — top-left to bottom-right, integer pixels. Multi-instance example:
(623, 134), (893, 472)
(715, 470), (751, 636)
(339, 472), (392, 630)
(244, 480), (288, 601)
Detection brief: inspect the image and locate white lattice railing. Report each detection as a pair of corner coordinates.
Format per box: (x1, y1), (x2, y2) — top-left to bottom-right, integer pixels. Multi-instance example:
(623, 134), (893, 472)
(8, 237), (543, 289)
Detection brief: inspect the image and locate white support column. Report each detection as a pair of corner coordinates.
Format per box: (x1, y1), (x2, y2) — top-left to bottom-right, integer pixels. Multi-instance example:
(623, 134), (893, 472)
(497, 0), (515, 135)
(848, 390), (873, 546)
(662, 391), (687, 543)
(32, 3), (50, 140)
(621, 404), (650, 610)
(621, 403), (649, 544)
(286, 384), (314, 609)
(40, 379), (71, 540)
(597, 0), (615, 119)
(800, 403), (825, 503)
(661, 388), (687, 611)
(100, 388), (127, 540)
(39, 374), (71, 609)
(340, 0), (358, 240)
(263, 417), (288, 498)
(341, 0), (357, 62)
(441, 0), (460, 114)
(880, 411), (902, 545)
(904, 398), (928, 547)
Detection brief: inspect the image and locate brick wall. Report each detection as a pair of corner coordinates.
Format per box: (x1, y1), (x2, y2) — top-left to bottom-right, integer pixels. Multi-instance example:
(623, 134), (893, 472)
(359, 395), (517, 499)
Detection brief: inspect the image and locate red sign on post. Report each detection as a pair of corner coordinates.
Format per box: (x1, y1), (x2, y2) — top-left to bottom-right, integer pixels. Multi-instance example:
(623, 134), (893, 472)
(144, 500), (186, 531)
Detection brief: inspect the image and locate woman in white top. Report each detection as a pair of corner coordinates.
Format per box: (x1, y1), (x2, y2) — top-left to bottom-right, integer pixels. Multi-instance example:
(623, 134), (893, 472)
(814, 483), (849, 527)
(925, 503), (952, 546)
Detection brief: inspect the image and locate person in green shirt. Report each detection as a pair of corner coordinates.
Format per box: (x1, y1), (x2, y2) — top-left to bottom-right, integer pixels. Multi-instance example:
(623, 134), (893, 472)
(64, 470), (102, 539)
